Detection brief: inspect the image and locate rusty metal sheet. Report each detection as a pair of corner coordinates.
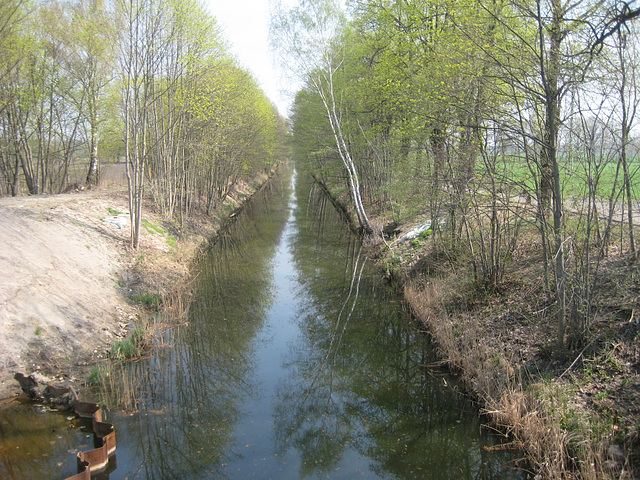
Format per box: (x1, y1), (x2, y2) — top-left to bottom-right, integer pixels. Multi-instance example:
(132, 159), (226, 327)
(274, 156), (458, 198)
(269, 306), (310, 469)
(14, 373), (117, 479)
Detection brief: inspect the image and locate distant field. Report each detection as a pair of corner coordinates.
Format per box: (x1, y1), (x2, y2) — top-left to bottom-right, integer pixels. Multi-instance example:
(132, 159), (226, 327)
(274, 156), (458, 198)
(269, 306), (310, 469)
(483, 156), (640, 199)
(100, 162), (128, 189)
(66, 161), (128, 190)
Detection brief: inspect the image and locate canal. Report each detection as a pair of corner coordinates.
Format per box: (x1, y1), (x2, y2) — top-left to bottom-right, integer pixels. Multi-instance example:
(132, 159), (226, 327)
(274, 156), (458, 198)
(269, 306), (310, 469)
(1, 165), (523, 479)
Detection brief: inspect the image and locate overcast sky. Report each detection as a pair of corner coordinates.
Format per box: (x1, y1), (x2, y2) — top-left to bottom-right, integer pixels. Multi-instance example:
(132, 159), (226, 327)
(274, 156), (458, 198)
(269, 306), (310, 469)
(206, 0), (295, 117)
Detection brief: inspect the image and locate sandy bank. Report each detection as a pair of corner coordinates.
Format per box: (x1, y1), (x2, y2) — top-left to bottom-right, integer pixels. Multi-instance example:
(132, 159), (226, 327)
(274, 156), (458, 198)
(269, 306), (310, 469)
(0, 175), (246, 399)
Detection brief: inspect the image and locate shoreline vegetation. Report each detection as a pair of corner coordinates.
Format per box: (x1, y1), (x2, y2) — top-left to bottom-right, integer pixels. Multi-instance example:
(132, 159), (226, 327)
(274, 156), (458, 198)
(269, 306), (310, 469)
(272, 1), (640, 476)
(79, 166), (640, 479)
(320, 183), (639, 480)
(1, 164), (636, 479)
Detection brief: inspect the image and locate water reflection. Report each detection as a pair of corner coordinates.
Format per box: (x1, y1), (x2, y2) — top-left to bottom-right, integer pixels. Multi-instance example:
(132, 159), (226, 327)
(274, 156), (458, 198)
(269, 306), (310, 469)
(0, 399), (93, 479)
(271, 180), (520, 479)
(1, 165), (523, 479)
(110, 172), (296, 480)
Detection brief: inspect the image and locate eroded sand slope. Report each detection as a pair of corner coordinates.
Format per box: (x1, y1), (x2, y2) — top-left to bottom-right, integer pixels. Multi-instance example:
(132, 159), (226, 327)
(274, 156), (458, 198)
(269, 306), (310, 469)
(0, 192), (134, 398)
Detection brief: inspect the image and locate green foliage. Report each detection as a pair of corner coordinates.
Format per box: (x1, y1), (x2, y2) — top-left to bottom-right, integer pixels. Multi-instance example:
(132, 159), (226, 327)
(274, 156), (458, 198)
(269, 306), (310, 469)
(108, 208), (124, 216)
(0, 0), (286, 223)
(142, 219), (165, 235)
(130, 324), (146, 345)
(130, 292), (161, 307)
(88, 365), (109, 386)
(166, 235), (177, 248)
(109, 324), (147, 361)
(34, 326), (43, 336)
(110, 339), (137, 360)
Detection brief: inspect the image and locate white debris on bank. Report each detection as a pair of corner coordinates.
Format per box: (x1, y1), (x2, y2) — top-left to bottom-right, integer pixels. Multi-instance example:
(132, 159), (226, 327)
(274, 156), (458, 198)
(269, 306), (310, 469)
(396, 218), (444, 244)
(104, 214), (129, 229)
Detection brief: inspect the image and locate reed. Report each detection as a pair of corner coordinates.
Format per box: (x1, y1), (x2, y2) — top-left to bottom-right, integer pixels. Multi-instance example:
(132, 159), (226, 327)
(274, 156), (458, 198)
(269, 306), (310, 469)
(404, 278), (627, 479)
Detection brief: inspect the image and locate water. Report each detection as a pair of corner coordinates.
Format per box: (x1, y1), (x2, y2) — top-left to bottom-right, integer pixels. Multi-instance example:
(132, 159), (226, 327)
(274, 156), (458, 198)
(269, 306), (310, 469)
(0, 398), (94, 478)
(0, 166), (523, 479)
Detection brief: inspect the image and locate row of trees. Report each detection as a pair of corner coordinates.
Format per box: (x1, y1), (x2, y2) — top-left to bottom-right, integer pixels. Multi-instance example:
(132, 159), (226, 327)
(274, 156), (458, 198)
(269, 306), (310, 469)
(273, 0), (640, 346)
(0, 0), (287, 247)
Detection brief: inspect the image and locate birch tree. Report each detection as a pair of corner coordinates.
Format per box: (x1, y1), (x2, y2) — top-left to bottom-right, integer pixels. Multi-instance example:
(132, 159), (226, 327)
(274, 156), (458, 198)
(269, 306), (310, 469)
(271, 0), (373, 234)
(64, 0), (114, 187)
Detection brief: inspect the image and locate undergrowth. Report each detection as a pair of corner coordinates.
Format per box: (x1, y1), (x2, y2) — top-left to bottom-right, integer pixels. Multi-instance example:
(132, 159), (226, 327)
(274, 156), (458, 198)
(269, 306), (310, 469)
(129, 292), (161, 308)
(398, 242), (637, 479)
(109, 323), (147, 361)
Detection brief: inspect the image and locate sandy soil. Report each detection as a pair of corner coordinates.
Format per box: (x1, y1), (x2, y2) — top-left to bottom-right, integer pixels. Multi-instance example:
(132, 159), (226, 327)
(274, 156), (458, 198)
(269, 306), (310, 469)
(0, 163), (260, 400)
(0, 189), (141, 398)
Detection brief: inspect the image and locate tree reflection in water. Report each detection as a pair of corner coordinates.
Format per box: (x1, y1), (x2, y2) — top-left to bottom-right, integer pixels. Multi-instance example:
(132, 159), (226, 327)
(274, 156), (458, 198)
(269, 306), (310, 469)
(105, 167), (522, 480)
(272, 179), (522, 479)
(112, 172), (293, 480)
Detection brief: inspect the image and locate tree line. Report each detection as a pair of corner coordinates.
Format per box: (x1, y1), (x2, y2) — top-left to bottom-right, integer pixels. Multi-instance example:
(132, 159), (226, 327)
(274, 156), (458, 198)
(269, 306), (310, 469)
(0, 0), (287, 248)
(273, 0), (640, 347)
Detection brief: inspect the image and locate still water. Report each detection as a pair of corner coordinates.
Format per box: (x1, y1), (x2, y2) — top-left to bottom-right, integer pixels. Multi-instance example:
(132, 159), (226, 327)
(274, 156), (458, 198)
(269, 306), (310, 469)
(1, 166), (523, 479)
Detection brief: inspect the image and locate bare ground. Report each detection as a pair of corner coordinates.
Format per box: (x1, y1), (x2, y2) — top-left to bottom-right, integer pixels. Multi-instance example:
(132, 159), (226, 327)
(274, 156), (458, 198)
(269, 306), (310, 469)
(0, 188), (136, 397)
(0, 166), (252, 400)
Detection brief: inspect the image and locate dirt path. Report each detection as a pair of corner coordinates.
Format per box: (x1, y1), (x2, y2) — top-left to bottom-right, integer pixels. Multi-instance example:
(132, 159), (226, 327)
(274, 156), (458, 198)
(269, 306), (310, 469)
(0, 190), (139, 398)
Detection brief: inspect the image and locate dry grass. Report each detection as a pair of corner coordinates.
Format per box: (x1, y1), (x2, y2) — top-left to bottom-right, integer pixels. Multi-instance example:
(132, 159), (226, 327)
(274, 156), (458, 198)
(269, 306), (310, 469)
(404, 280), (515, 400)
(401, 258), (637, 479)
(485, 388), (572, 479)
(485, 379), (632, 480)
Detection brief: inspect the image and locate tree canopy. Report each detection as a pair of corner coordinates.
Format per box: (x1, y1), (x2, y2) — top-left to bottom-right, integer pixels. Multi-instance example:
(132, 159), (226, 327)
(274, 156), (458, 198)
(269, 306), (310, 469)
(0, 0), (288, 248)
(276, 0), (640, 347)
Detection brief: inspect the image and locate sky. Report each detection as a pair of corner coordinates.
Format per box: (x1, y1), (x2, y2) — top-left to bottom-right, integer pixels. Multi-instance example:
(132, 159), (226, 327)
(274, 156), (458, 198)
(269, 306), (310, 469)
(206, 0), (295, 117)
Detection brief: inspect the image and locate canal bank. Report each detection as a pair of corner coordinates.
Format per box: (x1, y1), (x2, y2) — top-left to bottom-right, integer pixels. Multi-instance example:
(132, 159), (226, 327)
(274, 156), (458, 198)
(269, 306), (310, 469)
(315, 180), (639, 479)
(0, 168), (274, 401)
(80, 164), (523, 479)
(2, 163), (636, 479)
(2, 164), (527, 479)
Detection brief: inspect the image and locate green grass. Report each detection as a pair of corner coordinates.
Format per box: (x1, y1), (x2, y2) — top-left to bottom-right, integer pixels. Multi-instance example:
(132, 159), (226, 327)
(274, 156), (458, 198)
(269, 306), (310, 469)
(142, 219), (166, 235)
(110, 339), (137, 360)
(108, 207), (124, 215)
(480, 155), (640, 199)
(130, 324), (146, 345)
(109, 324), (147, 361)
(88, 365), (108, 386)
(130, 292), (161, 307)
(167, 235), (177, 248)
(34, 326), (43, 336)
